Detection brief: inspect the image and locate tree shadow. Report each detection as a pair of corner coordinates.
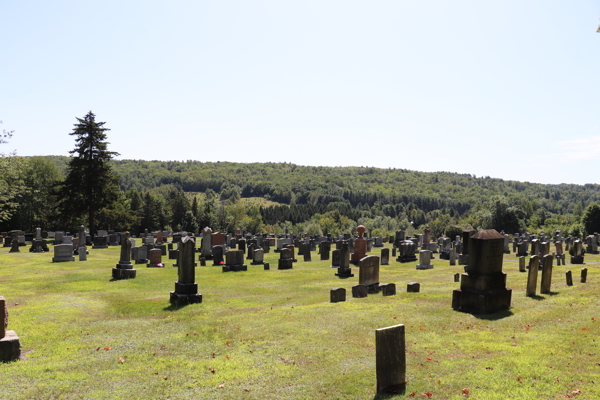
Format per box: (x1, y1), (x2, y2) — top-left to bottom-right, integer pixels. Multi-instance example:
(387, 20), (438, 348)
(472, 309), (514, 320)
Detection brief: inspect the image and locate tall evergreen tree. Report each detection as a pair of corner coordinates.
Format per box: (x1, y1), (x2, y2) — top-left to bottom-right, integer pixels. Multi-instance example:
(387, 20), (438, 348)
(59, 111), (120, 235)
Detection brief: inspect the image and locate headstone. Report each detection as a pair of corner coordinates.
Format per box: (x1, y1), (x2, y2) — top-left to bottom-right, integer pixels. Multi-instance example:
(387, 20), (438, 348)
(303, 245), (312, 262)
(540, 254), (553, 294)
(135, 246), (148, 264)
(519, 256), (526, 272)
(504, 234), (510, 254)
(112, 232), (136, 280)
(416, 250), (433, 270)
(376, 324), (406, 395)
(381, 283), (396, 296)
(92, 235), (108, 249)
(0, 296), (21, 362)
(380, 248), (389, 265)
(407, 282), (420, 293)
(55, 231), (64, 245)
(79, 250), (87, 261)
(452, 229), (512, 314)
(352, 285), (368, 298)
(566, 270), (573, 286)
(335, 243), (353, 278)
(454, 273), (460, 282)
(222, 250), (247, 272)
(397, 241), (417, 263)
(320, 242), (330, 261)
(201, 227), (213, 258)
(148, 248), (163, 268)
(331, 249), (340, 268)
(251, 248), (265, 265)
(392, 247), (397, 257)
(358, 255), (380, 293)
(170, 236), (203, 306)
(212, 245), (224, 266)
(526, 256), (540, 297)
(570, 240), (584, 264)
(52, 244), (74, 262)
(278, 248), (294, 270)
(238, 239), (246, 254)
(449, 245), (456, 266)
(374, 237), (383, 248)
(247, 243), (255, 261)
(330, 288), (346, 303)
(458, 229), (475, 264)
(581, 268), (588, 283)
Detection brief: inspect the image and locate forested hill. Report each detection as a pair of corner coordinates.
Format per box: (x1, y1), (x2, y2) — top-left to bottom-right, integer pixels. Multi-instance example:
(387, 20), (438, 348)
(41, 156), (600, 217)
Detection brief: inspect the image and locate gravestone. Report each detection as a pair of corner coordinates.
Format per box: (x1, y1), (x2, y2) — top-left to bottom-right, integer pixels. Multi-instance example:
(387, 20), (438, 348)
(581, 268), (588, 283)
(222, 250), (247, 272)
(55, 231), (64, 245)
(397, 241), (417, 263)
(170, 236), (202, 306)
(407, 282), (420, 292)
(540, 254), (553, 294)
(9, 235), (19, 253)
(392, 247), (396, 257)
(0, 296), (21, 362)
(278, 248), (294, 270)
(376, 324), (405, 395)
(381, 283), (396, 296)
(201, 227), (213, 258)
(251, 248), (265, 265)
(79, 249), (87, 261)
(380, 248), (389, 265)
(519, 256), (526, 272)
(566, 270), (573, 286)
(320, 242), (330, 261)
(458, 229), (475, 265)
(135, 246), (149, 264)
(237, 239), (246, 254)
(112, 232), (136, 280)
(374, 237), (383, 248)
(416, 250), (433, 270)
(212, 245), (224, 266)
(330, 288), (346, 303)
(335, 243), (354, 278)
(351, 225), (367, 265)
(352, 285), (368, 298)
(246, 243), (255, 261)
(285, 244), (297, 262)
(526, 256), (540, 297)
(303, 244), (312, 262)
(504, 234), (510, 254)
(452, 229), (512, 314)
(148, 248), (163, 268)
(570, 240), (584, 264)
(52, 244), (74, 262)
(358, 255), (380, 293)
(454, 273), (460, 282)
(331, 249), (340, 268)
(449, 245), (456, 265)
(92, 235), (108, 249)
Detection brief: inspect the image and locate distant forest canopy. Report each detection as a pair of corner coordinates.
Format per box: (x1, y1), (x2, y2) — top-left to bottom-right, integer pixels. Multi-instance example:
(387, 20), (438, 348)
(5, 155), (600, 238)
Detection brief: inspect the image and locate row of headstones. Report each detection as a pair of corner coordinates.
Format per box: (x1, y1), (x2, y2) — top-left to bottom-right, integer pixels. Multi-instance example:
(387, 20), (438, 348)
(522, 255), (588, 297)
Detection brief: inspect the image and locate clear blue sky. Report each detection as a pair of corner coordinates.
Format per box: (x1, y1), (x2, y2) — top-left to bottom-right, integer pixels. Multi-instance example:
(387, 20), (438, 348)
(1, 1), (598, 185)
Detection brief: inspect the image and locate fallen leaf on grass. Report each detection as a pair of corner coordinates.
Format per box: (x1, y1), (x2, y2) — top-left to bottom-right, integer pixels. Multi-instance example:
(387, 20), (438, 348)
(118, 357), (125, 363)
(243, 388), (251, 392)
(421, 392), (433, 397)
(516, 376), (524, 382)
(420, 327), (424, 330)
(462, 388), (469, 396)
(219, 384), (224, 389)
(104, 347), (112, 351)
(572, 389), (581, 394)
(581, 328), (588, 331)
(408, 393), (416, 397)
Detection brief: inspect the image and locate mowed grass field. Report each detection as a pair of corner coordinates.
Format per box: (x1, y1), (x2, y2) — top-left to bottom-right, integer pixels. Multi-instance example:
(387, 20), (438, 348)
(1, 240), (600, 400)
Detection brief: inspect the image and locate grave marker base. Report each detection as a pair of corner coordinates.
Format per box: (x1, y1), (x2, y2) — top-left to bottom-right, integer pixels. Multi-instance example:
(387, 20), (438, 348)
(451, 288), (512, 314)
(571, 256), (584, 264)
(0, 330), (21, 362)
(169, 292), (203, 307)
(222, 264), (248, 272)
(112, 268), (137, 280)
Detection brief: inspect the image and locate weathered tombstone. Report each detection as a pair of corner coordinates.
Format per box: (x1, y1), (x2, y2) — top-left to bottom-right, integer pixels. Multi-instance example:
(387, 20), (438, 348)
(570, 240), (584, 264)
(278, 248), (294, 270)
(285, 244), (297, 262)
(251, 248), (265, 265)
(519, 256), (526, 272)
(9, 235), (19, 253)
(0, 296), (21, 362)
(452, 230), (512, 314)
(201, 227), (213, 258)
(335, 243), (354, 278)
(246, 243), (255, 261)
(155, 231), (164, 245)
(222, 250), (247, 272)
(374, 237), (383, 248)
(157, 244), (167, 256)
(303, 244), (312, 262)
(112, 232), (136, 280)
(380, 248), (389, 265)
(331, 249), (340, 268)
(581, 268), (588, 283)
(237, 239), (246, 254)
(351, 225), (367, 265)
(449, 245), (456, 266)
(381, 283), (396, 296)
(359, 255), (380, 293)
(565, 270), (573, 286)
(55, 231), (64, 245)
(526, 256), (540, 297)
(397, 241), (417, 263)
(407, 282), (420, 292)
(376, 324), (406, 395)
(79, 249), (87, 261)
(391, 247), (397, 257)
(458, 229), (475, 265)
(92, 235), (108, 249)
(212, 245), (224, 266)
(330, 288), (346, 303)
(540, 254), (553, 294)
(148, 248), (163, 268)
(352, 284), (368, 298)
(416, 250), (433, 270)
(170, 236), (202, 306)
(135, 246), (148, 264)
(320, 241), (330, 261)
(52, 244), (74, 262)
(454, 273), (460, 282)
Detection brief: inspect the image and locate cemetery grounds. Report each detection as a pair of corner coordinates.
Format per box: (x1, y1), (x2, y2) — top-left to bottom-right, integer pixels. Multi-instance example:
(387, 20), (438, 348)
(1, 241), (599, 399)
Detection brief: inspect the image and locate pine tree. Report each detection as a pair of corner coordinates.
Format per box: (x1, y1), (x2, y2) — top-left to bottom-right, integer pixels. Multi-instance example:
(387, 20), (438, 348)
(59, 111), (120, 235)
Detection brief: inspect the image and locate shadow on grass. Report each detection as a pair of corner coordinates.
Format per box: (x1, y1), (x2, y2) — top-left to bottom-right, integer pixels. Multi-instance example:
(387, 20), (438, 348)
(473, 309), (514, 320)
(163, 304), (187, 311)
(529, 295), (546, 301)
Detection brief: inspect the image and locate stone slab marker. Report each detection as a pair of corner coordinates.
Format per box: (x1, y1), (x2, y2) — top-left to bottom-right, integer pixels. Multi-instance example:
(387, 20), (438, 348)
(330, 288), (346, 303)
(380, 248), (389, 265)
(519, 256), (526, 272)
(566, 270), (573, 286)
(0, 296), (21, 362)
(407, 282), (420, 292)
(112, 232), (136, 280)
(416, 250), (432, 270)
(358, 255), (379, 293)
(540, 254), (553, 294)
(454, 273), (460, 282)
(581, 268), (588, 283)
(170, 236), (202, 306)
(52, 244), (75, 262)
(376, 324), (406, 395)
(452, 229), (512, 314)
(526, 255), (539, 297)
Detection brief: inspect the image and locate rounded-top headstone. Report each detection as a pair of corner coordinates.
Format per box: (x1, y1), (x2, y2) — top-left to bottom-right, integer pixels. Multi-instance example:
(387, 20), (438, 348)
(357, 225), (365, 237)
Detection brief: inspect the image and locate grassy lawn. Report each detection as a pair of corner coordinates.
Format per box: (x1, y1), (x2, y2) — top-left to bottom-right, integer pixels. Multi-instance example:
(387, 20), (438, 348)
(1, 241), (599, 399)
